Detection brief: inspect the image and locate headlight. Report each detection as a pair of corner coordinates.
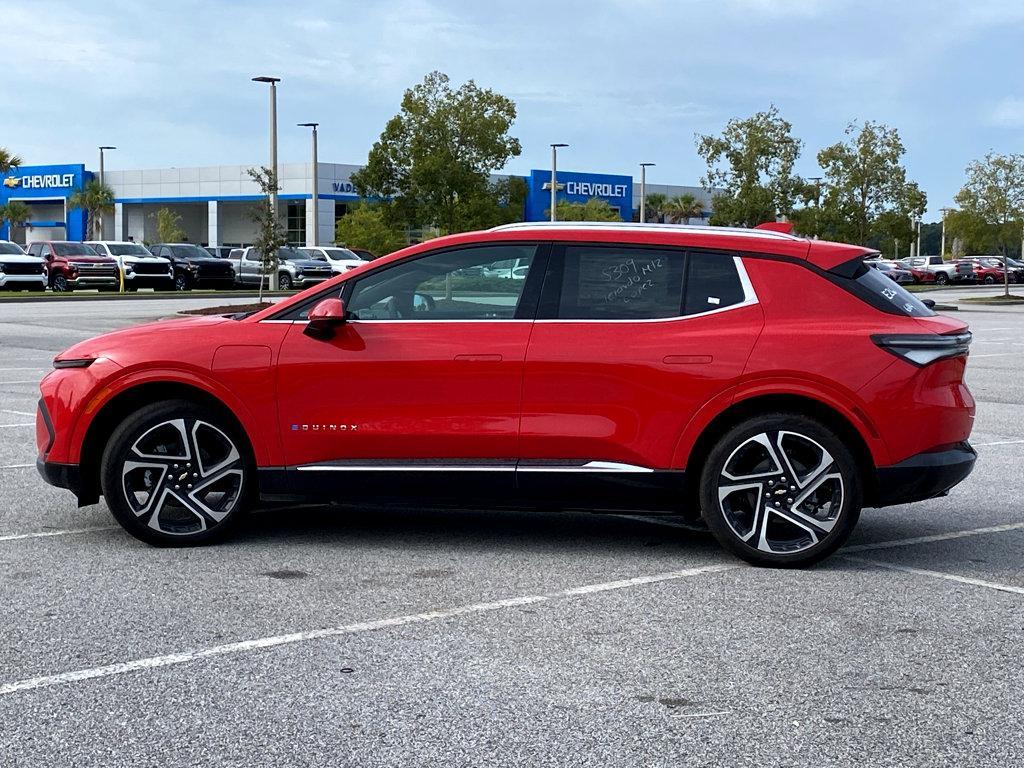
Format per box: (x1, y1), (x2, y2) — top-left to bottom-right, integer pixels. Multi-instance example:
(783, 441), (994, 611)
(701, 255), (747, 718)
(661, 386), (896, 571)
(187, 263), (199, 272)
(294, 268), (303, 276)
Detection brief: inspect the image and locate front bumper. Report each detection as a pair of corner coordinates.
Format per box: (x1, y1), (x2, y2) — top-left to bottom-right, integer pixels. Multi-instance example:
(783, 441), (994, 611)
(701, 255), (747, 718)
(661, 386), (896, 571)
(126, 273), (174, 286)
(0, 275), (46, 288)
(68, 276), (119, 288)
(874, 441), (976, 507)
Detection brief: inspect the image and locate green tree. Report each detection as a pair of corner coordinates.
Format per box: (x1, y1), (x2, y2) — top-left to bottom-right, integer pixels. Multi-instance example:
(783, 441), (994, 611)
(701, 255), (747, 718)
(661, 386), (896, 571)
(696, 105), (804, 226)
(642, 192), (668, 222)
(814, 121), (926, 246)
(0, 147), (22, 173)
(952, 152), (1024, 296)
(335, 204), (407, 257)
(247, 167), (288, 300)
(68, 178), (116, 239)
(352, 71), (522, 234)
(151, 207), (185, 243)
(546, 198), (621, 222)
(664, 193), (704, 224)
(0, 200), (31, 241)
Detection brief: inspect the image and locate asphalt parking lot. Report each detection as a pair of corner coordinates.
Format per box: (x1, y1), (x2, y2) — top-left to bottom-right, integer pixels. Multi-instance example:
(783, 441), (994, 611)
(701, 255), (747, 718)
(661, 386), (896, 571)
(0, 293), (1022, 767)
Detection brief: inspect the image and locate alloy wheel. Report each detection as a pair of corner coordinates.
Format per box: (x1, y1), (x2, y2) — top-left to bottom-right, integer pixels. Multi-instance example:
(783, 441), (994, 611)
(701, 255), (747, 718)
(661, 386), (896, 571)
(716, 430), (844, 554)
(121, 418), (244, 535)
(174, 274), (188, 291)
(52, 275), (69, 292)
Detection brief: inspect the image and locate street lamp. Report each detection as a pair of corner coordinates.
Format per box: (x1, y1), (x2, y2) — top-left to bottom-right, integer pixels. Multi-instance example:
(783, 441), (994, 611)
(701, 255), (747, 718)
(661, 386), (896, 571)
(639, 162), (655, 223)
(252, 76), (281, 289)
(298, 123), (319, 246)
(940, 207), (953, 257)
(98, 146), (116, 239)
(549, 143), (568, 222)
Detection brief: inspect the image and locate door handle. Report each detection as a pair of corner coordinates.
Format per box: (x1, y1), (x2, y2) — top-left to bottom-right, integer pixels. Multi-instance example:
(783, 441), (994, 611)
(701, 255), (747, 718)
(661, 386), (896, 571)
(454, 354), (503, 362)
(663, 354), (713, 365)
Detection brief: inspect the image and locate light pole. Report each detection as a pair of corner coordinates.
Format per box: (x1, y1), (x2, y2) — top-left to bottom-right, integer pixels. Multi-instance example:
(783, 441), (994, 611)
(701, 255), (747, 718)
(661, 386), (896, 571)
(915, 217), (922, 257)
(940, 207), (953, 257)
(298, 123), (319, 246)
(549, 143), (568, 222)
(98, 145), (115, 239)
(253, 76), (281, 289)
(639, 162), (655, 223)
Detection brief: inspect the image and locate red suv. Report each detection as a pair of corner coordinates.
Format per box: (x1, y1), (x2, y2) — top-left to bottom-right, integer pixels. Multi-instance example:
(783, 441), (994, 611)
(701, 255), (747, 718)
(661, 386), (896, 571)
(27, 241), (119, 292)
(36, 223), (976, 566)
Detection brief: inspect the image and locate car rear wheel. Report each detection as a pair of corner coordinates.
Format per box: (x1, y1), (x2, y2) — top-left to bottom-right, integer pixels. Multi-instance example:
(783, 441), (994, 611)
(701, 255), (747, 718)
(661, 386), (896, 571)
(935, 273), (948, 285)
(983, 275), (996, 284)
(100, 400), (253, 546)
(699, 413), (862, 567)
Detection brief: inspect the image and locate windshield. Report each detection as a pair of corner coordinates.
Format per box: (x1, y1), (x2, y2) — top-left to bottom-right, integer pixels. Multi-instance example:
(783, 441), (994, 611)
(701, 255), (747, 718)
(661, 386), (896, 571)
(170, 245), (213, 259)
(106, 243), (152, 256)
(0, 243), (25, 254)
(54, 242), (98, 256)
(324, 248), (361, 261)
(854, 264), (935, 317)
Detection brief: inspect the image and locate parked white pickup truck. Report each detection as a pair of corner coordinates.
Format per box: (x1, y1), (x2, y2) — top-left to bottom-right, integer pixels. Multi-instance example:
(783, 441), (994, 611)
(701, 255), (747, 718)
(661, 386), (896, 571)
(903, 255), (973, 285)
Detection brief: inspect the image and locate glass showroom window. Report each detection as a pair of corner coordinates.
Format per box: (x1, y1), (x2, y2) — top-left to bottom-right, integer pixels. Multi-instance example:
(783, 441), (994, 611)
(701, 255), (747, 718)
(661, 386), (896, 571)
(286, 202), (306, 245)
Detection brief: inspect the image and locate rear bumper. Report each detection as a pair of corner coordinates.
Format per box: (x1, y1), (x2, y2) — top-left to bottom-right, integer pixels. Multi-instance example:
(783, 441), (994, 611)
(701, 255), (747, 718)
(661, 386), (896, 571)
(36, 458), (95, 504)
(874, 441), (976, 507)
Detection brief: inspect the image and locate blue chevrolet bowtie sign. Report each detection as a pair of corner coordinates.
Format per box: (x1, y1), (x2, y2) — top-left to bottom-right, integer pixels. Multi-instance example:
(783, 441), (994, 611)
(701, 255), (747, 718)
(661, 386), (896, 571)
(0, 163), (92, 241)
(524, 169), (633, 222)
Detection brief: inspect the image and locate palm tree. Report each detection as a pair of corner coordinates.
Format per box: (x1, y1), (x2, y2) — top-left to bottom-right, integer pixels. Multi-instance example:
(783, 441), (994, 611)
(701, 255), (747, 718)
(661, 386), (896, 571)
(0, 200), (31, 241)
(0, 147), (22, 174)
(642, 192), (668, 222)
(68, 178), (116, 239)
(665, 193), (705, 224)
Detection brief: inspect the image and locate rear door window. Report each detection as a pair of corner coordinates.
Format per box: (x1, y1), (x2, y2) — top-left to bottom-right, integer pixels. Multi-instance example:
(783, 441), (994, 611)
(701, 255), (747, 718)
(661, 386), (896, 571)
(554, 245), (685, 320)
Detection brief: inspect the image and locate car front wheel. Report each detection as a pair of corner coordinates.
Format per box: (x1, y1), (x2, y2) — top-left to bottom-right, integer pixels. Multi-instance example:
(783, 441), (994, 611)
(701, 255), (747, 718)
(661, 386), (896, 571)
(699, 413), (862, 567)
(278, 273), (293, 290)
(51, 274), (71, 292)
(100, 400), (253, 546)
(174, 272), (190, 291)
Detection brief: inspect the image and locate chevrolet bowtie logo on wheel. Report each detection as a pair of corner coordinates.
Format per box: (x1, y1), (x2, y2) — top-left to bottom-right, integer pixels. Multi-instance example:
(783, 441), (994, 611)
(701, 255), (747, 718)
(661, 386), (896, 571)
(2, 177), (21, 188)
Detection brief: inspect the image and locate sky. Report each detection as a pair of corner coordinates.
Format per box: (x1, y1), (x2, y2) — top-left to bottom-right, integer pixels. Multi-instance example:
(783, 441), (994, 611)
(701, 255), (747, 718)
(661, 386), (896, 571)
(3, 0), (1023, 219)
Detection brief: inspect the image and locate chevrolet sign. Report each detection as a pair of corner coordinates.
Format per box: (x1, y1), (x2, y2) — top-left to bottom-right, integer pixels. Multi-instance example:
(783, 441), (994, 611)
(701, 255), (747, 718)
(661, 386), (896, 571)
(12, 173), (77, 190)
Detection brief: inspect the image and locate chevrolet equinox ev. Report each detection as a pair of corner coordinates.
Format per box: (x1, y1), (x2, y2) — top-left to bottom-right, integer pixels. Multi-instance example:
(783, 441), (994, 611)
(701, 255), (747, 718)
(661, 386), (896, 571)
(36, 223), (976, 566)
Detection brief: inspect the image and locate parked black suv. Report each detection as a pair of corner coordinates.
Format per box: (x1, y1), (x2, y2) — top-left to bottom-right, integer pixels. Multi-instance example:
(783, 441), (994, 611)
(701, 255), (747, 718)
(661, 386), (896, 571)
(150, 243), (236, 290)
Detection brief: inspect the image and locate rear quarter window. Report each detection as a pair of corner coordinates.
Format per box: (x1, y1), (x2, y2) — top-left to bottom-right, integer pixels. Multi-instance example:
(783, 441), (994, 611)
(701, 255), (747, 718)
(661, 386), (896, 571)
(850, 263), (935, 317)
(683, 253), (746, 315)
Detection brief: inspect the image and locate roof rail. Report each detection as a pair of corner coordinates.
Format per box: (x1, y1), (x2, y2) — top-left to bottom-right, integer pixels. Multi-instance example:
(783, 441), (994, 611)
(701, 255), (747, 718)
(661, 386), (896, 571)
(488, 221), (804, 241)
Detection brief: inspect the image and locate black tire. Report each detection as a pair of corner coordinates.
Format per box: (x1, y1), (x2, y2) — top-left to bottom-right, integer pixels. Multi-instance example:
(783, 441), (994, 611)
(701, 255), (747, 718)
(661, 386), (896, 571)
(100, 399), (254, 546)
(934, 272), (948, 285)
(278, 273), (293, 290)
(173, 272), (190, 291)
(698, 413), (862, 568)
(51, 274), (72, 292)
(983, 275), (995, 285)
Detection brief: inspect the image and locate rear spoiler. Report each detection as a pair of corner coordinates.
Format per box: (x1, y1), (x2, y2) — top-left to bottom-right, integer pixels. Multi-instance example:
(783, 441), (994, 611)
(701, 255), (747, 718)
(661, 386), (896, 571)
(830, 251), (880, 278)
(754, 221), (795, 234)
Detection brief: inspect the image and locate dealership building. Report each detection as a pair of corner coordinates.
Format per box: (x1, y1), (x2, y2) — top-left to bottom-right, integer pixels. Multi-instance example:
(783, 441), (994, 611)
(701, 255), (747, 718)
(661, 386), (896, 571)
(0, 161), (713, 246)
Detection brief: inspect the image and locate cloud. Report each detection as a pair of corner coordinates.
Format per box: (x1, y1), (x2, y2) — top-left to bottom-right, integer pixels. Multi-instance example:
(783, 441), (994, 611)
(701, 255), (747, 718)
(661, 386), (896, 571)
(989, 97), (1024, 129)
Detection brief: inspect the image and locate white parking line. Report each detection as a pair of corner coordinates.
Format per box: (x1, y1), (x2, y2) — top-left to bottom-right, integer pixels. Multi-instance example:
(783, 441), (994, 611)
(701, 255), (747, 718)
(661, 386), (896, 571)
(0, 464), (34, 470)
(0, 423), (33, 428)
(0, 526), (116, 543)
(0, 562), (738, 697)
(0, 380), (40, 385)
(843, 521), (1024, 552)
(845, 556), (1024, 596)
(1, 409), (35, 417)
(972, 353), (1019, 358)
(973, 439), (1024, 447)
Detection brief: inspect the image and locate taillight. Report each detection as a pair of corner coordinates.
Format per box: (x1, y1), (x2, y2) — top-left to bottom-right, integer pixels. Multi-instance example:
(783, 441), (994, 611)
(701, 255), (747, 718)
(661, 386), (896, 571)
(872, 332), (972, 366)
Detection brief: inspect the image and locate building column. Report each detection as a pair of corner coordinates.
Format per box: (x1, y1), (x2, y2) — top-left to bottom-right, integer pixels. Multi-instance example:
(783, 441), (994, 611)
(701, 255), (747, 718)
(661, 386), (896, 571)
(318, 198), (334, 245)
(207, 200), (219, 246)
(114, 203), (124, 241)
(305, 197), (315, 246)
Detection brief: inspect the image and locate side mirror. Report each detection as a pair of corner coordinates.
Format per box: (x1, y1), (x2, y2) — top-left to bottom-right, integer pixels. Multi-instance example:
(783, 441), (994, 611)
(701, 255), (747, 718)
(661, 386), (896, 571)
(304, 297), (347, 339)
(921, 298), (936, 309)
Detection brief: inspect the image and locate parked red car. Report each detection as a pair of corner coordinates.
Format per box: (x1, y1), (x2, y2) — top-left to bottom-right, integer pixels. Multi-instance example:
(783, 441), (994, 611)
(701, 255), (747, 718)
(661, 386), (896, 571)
(895, 260), (936, 284)
(956, 258), (1006, 284)
(26, 241), (119, 292)
(37, 223), (976, 567)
